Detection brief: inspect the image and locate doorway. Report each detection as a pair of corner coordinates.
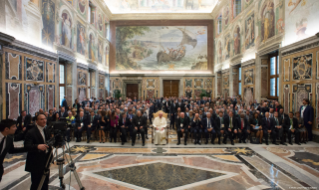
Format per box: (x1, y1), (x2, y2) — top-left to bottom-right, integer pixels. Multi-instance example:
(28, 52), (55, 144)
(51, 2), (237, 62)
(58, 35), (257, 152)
(163, 80), (179, 97)
(126, 84), (138, 100)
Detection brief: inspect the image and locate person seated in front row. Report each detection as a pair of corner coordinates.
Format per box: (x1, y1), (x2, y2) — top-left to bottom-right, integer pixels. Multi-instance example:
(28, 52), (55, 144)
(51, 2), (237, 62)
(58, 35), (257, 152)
(249, 112), (263, 144)
(65, 111), (75, 142)
(288, 112), (301, 145)
(119, 112), (131, 145)
(295, 111), (307, 143)
(202, 112), (214, 144)
(153, 111), (167, 145)
(176, 112), (190, 145)
(132, 110), (147, 146)
(191, 113), (202, 145)
(75, 111), (86, 142)
(223, 110), (237, 145)
(237, 113), (250, 143)
(86, 111), (100, 143)
(214, 110), (224, 145)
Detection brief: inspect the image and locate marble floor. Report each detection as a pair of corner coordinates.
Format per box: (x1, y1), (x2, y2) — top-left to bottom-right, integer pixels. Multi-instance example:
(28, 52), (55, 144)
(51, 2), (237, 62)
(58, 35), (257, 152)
(2, 132), (319, 190)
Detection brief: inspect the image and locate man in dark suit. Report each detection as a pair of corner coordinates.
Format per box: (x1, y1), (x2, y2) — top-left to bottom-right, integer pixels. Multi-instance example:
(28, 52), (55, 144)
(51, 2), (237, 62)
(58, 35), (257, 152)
(237, 113), (250, 143)
(213, 110), (225, 145)
(169, 100), (177, 129)
(24, 114), (51, 190)
(86, 111), (100, 143)
(300, 99), (314, 141)
(119, 112), (131, 145)
(191, 113), (202, 145)
(132, 111), (147, 146)
(288, 112), (301, 145)
(279, 108), (290, 143)
(61, 96), (68, 111)
(0, 119), (26, 182)
(273, 111), (286, 145)
(274, 101), (283, 113)
(58, 107), (68, 118)
(75, 111), (86, 142)
(262, 112), (277, 145)
(15, 110), (32, 141)
(176, 112), (190, 145)
(224, 111), (237, 145)
(73, 99), (81, 115)
(202, 112), (215, 144)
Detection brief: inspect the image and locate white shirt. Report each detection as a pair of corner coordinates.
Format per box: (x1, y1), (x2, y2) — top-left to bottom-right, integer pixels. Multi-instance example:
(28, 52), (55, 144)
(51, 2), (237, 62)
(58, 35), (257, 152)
(0, 132), (6, 155)
(301, 105), (306, 118)
(37, 125), (46, 143)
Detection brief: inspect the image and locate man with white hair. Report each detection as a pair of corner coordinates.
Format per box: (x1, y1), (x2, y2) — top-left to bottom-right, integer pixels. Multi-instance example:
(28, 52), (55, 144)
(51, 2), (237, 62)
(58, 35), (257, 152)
(153, 111), (167, 145)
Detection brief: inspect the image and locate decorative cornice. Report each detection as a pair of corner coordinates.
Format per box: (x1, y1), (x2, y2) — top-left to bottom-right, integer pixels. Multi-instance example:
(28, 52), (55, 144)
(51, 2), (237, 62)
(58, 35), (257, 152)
(110, 73), (215, 77)
(88, 63), (98, 71)
(241, 59), (255, 68)
(8, 40), (57, 61)
(230, 54), (243, 66)
(257, 42), (280, 56)
(0, 32), (15, 45)
(110, 13), (213, 20)
(77, 62), (89, 70)
(58, 51), (76, 63)
(280, 35), (319, 57)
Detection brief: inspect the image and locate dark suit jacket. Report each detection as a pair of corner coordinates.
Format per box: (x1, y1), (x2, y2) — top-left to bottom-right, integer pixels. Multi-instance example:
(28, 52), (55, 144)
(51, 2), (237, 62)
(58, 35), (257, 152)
(132, 116), (146, 128)
(24, 126), (51, 173)
(238, 118), (250, 131)
(300, 105), (314, 124)
(16, 115), (31, 134)
(0, 135), (25, 181)
(279, 113), (290, 130)
(119, 116), (131, 128)
(191, 119), (202, 129)
(226, 116), (238, 131)
(262, 118), (275, 131)
(76, 116), (88, 128)
(176, 117), (190, 130)
(73, 103), (81, 114)
(202, 117), (214, 130)
(59, 111), (68, 118)
(288, 117), (298, 130)
(88, 115), (100, 129)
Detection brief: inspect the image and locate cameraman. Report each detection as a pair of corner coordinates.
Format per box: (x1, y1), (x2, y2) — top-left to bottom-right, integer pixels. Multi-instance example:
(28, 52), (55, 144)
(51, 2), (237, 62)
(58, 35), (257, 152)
(24, 114), (51, 190)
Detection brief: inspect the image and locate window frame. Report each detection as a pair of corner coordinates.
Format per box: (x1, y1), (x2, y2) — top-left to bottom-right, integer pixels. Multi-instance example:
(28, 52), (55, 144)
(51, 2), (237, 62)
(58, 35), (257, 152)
(268, 52), (279, 99)
(233, 0), (242, 18)
(59, 63), (66, 106)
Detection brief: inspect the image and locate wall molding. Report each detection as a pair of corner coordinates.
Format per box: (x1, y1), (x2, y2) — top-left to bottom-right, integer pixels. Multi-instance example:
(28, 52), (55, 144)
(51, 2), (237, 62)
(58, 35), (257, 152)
(280, 35), (319, 57)
(58, 51), (76, 63)
(241, 59), (255, 68)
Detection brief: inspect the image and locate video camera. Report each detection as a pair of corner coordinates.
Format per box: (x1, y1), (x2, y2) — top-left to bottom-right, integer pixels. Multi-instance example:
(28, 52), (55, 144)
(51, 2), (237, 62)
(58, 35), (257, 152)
(47, 119), (68, 147)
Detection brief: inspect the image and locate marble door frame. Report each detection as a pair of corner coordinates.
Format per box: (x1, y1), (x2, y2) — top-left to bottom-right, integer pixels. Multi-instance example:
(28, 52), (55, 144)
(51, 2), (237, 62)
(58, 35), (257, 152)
(122, 79), (142, 100)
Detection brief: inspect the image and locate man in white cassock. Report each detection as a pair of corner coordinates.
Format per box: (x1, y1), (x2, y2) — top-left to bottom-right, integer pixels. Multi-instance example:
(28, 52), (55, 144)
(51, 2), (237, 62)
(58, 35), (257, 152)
(153, 111), (167, 145)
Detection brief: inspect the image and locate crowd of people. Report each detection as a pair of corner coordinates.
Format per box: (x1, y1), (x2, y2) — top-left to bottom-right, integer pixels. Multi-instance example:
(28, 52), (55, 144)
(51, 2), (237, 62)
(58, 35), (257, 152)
(11, 95), (314, 147)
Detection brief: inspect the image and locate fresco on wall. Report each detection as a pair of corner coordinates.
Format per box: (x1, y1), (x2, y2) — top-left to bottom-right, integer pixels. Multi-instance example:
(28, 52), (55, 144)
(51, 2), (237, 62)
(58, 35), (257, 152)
(105, 44), (109, 66)
(60, 11), (73, 49)
(41, 0), (55, 47)
(244, 87), (254, 105)
(77, 22), (86, 56)
(224, 34), (231, 60)
(217, 41), (222, 63)
(285, 0), (319, 46)
(261, 1), (275, 43)
(98, 13), (103, 32)
(25, 58), (44, 81)
(233, 26), (241, 55)
(89, 33), (96, 61)
(245, 14), (255, 49)
(78, 0), (86, 14)
(78, 71), (87, 85)
(115, 26), (208, 70)
(98, 40), (103, 63)
(293, 54), (312, 80)
(244, 69), (254, 85)
(224, 6), (230, 27)
(78, 87), (87, 103)
(185, 87), (193, 98)
(276, 0), (285, 35)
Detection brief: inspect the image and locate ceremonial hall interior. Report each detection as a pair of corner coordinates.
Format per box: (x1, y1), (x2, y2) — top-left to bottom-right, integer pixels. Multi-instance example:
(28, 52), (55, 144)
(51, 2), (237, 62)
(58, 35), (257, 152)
(1, 0), (319, 189)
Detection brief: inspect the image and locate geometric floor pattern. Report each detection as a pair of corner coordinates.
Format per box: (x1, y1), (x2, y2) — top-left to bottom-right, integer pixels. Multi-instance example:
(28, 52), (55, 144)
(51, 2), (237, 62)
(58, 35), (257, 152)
(1, 140), (319, 190)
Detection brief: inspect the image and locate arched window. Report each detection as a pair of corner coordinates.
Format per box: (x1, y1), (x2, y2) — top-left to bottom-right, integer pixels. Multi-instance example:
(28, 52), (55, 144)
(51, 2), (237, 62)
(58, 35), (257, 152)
(218, 14), (222, 34)
(233, 0), (241, 18)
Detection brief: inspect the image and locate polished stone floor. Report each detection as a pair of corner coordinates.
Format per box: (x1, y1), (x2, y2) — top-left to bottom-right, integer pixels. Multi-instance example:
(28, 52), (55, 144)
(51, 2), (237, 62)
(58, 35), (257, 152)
(1, 131), (319, 190)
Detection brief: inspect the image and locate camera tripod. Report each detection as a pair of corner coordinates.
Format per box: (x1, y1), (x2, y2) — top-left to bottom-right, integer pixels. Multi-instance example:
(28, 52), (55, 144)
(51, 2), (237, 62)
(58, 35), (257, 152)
(37, 140), (85, 190)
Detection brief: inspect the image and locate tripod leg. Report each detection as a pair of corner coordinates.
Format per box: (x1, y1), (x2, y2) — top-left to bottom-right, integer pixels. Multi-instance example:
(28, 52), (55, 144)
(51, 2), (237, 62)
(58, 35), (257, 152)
(37, 148), (54, 190)
(72, 169), (85, 190)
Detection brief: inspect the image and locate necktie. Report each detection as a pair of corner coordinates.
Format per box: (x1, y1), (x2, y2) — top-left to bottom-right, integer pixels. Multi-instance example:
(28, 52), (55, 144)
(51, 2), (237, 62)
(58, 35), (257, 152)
(0, 137), (6, 154)
(241, 120), (243, 130)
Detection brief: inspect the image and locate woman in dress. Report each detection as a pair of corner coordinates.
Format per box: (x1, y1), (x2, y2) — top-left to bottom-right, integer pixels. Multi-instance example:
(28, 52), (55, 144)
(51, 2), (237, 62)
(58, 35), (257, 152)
(109, 111), (119, 143)
(99, 110), (108, 143)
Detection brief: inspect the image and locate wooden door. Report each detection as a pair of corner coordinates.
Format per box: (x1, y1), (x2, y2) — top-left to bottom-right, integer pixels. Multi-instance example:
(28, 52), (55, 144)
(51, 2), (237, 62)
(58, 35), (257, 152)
(126, 84), (138, 100)
(163, 80), (179, 97)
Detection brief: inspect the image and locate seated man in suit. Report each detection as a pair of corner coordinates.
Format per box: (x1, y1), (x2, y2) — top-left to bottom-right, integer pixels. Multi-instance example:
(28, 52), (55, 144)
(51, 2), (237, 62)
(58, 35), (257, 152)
(119, 112), (131, 145)
(65, 111), (75, 142)
(15, 110), (31, 141)
(59, 107), (68, 118)
(237, 113), (250, 143)
(273, 111), (286, 145)
(262, 112), (277, 145)
(0, 119), (26, 182)
(191, 113), (202, 145)
(153, 111), (167, 145)
(132, 110), (147, 146)
(75, 111), (86, 142)
(202, 112), (215, 144)
(279, 108), (290, 143)
(288, 112), (301, 145)
(214, 110), (224, 145)
(86, 111), (100, 143)
(176, 112), (190, 145)
(224, 110), (237, 145)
